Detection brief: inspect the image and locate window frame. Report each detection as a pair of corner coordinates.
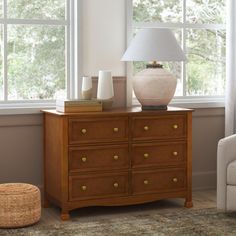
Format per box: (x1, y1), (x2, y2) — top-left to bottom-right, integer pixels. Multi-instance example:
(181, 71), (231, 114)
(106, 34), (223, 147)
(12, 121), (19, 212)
(0, 0), (79, 112)
(126, 0), (226, 108)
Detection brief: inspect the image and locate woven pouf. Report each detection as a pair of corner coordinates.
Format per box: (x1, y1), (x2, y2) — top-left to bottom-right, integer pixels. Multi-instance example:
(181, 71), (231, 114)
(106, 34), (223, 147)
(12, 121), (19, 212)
(0, 183), (41, 228)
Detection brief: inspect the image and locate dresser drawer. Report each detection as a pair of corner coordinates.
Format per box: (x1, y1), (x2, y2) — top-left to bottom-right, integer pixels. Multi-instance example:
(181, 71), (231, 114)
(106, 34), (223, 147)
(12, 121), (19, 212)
(69, 145), (129, 172)
(69, 172), (129, 201)
(69, 117), (128, 144)
(132, 115), (186, 141)
(132, 169), (186, 195)
(132, 142), (186, 168)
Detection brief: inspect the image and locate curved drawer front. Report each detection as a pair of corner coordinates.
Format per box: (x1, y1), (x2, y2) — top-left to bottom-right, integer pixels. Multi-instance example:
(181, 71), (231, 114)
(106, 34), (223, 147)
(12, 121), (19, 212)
(132, 115), (186, 141)
(69, 145), (129, 172)
(132, 142), (186, 168)
(69, 117), (128, 144)
(132, 169), (186, 195)
(69, 172), (129, 201)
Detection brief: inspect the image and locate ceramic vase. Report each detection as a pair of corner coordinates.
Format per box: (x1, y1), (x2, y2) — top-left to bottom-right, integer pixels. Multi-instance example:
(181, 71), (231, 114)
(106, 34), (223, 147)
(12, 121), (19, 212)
(81, 76), (92, 100)
(97, 70), (114, 110)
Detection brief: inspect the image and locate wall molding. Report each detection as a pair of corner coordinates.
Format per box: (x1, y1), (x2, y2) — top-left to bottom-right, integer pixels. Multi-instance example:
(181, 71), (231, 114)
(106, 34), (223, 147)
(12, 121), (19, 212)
(0, 114), (43, 127)
(192, 108), (225, 118)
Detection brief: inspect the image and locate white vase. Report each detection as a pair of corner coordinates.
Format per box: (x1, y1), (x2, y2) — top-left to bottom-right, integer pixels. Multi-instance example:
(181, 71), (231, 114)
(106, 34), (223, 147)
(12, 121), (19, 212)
(97, 70), (114, 109)
(81, 76), (92, 100)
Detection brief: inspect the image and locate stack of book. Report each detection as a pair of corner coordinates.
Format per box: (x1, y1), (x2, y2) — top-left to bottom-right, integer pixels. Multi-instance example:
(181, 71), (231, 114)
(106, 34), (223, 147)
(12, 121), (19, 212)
(56, 99), (102, 113)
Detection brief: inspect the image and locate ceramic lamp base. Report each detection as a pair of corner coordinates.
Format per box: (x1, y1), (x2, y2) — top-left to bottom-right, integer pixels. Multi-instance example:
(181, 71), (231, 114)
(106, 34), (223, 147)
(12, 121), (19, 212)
(133, 68), (177, 108)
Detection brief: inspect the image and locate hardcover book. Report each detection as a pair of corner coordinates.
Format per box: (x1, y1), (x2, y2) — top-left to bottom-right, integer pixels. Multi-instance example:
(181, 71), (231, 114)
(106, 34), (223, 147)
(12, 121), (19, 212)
(56, 99), (102, 113)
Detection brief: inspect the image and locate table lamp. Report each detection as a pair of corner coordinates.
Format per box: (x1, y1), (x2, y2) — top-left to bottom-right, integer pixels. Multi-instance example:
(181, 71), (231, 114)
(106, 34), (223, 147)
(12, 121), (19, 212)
(121, 28), (186, 110)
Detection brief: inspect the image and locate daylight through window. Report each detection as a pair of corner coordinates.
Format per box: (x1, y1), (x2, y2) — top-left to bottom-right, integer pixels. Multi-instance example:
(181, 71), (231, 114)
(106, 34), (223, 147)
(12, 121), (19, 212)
(132, 0), (226, 97)
(0, 0), (69, 102)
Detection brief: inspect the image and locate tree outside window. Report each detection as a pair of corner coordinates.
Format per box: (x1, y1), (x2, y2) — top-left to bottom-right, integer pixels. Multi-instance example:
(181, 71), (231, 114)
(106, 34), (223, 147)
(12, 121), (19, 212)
(0, 0), (68, 101)
(133, 0), (226, 97)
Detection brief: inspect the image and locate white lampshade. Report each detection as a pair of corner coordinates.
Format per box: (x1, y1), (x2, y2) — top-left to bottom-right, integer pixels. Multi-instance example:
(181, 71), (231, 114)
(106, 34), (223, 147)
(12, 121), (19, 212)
(121, 28), (186, 62)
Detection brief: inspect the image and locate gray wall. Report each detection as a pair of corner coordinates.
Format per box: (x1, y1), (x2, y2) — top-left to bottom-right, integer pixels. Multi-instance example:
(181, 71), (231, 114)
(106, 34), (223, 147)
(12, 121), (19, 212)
(0, 80), (225, 190)
(0, 114), (43, 185)
(191, 108), (224, 189)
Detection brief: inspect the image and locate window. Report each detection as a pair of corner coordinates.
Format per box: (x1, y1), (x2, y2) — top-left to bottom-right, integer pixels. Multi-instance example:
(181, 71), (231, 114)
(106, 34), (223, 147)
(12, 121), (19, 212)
(129, 0), (226, 103)
(0, 0), (73, 104)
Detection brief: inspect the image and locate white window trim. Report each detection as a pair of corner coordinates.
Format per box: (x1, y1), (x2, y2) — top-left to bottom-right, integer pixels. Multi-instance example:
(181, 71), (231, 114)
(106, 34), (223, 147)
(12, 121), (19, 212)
(0, 0), (80, 115)
(133, 96), (225, 109)
(0, 101), (56, 115)
(126, 0), (226, 109)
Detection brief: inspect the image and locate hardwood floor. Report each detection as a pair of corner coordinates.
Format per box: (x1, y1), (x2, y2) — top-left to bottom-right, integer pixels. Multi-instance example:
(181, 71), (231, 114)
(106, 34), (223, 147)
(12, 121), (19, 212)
(41, 189), (216, 224)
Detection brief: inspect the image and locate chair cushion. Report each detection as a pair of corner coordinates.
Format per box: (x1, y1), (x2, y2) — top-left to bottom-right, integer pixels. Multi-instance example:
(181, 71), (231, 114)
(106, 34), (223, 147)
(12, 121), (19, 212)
(227, 160), (236, 185)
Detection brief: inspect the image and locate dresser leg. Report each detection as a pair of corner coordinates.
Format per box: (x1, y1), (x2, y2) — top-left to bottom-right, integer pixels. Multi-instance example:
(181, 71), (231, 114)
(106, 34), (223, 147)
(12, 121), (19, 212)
(61, 211), (70, 221)
(184, 199), (193, 208)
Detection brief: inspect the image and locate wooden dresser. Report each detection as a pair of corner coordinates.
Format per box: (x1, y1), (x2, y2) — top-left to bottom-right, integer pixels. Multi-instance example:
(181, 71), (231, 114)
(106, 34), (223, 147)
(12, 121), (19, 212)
(43, 107), (193, 220)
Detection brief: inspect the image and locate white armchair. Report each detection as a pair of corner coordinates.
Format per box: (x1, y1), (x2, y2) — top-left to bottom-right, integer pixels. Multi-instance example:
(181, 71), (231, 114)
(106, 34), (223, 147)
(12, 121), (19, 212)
(217, 134), (236, 211)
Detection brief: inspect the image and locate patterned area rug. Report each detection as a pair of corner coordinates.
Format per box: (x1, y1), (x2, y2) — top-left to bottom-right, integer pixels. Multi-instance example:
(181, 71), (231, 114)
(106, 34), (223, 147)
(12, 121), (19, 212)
(1, 207), (236, 236)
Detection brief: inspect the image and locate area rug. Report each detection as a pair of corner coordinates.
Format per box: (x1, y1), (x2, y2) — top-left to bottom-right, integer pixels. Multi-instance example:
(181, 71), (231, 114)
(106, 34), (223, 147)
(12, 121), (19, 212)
(1, 207), (236, 236)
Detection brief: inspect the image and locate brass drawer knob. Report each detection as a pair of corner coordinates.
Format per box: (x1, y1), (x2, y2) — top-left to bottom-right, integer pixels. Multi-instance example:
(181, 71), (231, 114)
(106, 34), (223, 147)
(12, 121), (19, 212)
(173, 124), (178, 129)
(81, 128), (87, 134)
(113, 127), (119, 132)
(173, 151), (178, 156)
(143, 126), (149, 131)
(113, 182), (119, 188)
(143, 180), (149, 185)
(113, 155), (119, 160)
(144, 153), (149, 159)
(81, 157), (87, 162)
(173, 178), (178, 183)
(81, 185), (87, 191)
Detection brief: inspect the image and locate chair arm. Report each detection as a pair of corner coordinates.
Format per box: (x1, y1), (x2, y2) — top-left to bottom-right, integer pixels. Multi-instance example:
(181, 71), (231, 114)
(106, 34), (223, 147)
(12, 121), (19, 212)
(217, 134), (236, 210)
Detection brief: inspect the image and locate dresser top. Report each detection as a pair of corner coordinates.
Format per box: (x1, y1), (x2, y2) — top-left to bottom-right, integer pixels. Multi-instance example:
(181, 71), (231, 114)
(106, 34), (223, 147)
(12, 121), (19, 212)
(42, 106), (193, 116)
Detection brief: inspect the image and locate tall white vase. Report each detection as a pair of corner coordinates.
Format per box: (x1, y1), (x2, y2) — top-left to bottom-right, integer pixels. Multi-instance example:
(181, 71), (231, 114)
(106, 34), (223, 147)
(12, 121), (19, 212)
(97, 70), (114, 109)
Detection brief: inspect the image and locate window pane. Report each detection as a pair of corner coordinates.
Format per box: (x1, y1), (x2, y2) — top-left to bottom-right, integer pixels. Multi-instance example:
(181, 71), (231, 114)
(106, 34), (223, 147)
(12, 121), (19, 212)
(7, 0), (66, 20)
(8, 25), (66, 100)
(186, 0), (226, 24)
(163, 62), (183, 96)
(186, 29), (226, 96)
(0, 0), (3, 18)
(0, 25), (3, 100)
(133, 0), (182, 23)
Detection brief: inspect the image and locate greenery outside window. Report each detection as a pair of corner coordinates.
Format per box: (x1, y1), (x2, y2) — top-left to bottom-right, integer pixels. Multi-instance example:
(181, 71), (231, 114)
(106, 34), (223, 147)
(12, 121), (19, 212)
(129, 0), (226, 106)
(0, 0), (73, 106)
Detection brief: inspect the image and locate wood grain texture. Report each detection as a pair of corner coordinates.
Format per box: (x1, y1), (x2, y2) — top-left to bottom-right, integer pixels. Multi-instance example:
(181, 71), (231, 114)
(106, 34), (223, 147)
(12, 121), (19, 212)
(69, 172), (129, 201)
(185, 112), (193, 207)
(131, 141), (186, 168)
(132, 115), (187, 141)
(44, 113), (63, 204)
(42, 107), (193, 220)
(68, 117), (129, 144)
(132, 168), (186, 195)
(69, 144), (129, 173)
